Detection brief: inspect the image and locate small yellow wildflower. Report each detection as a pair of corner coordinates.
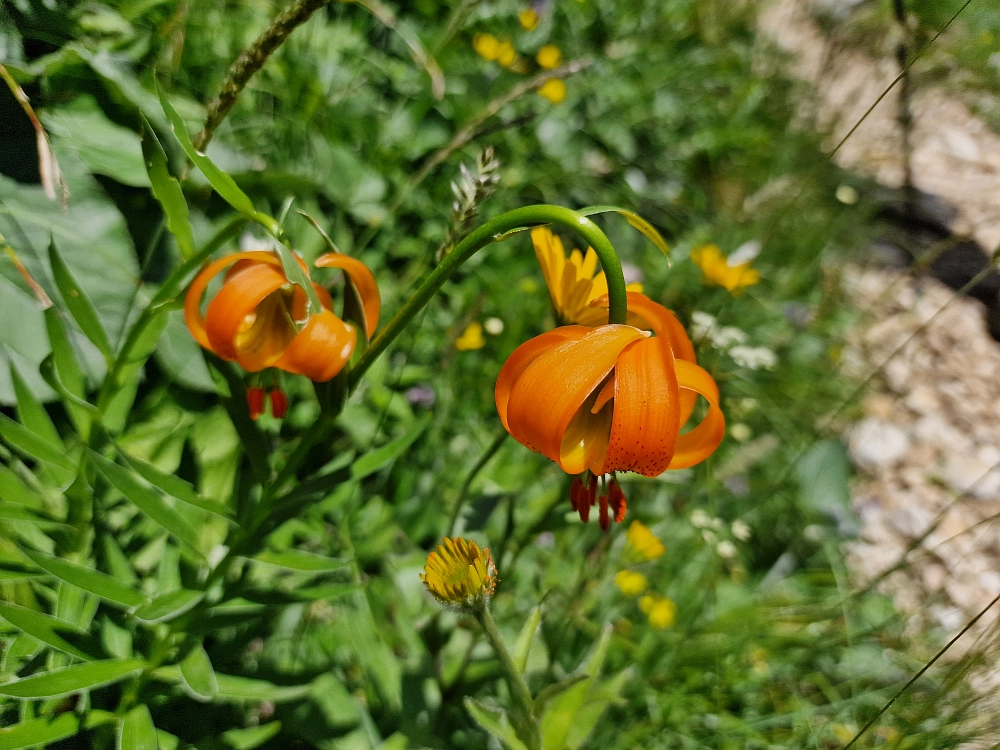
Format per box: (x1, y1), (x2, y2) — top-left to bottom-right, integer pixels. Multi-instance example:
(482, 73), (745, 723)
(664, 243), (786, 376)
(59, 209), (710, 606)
(536, 45), (562, 69)
(473, 33), (500, 61)
(639, 594), (676, 629)
(496, 40), (518, 67)
(689, 244), (760, 295)
(421, 538), (498, 606)
(531, 227), (643, 326)
(519, 7), (539, 30)
(455, 322), (485, 351)
(625, 521), (666, 561)
(614, 570), (648, 597)
(537, 78), (567, 103)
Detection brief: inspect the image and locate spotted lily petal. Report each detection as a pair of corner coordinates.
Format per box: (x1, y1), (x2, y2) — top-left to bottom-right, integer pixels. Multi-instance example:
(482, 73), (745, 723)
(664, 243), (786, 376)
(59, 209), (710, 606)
(315, 253), (381, 339)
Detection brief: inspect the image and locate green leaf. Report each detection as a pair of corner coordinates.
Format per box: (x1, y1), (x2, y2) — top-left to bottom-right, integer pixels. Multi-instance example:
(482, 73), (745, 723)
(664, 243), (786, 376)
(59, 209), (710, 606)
(578, 206), (671, 257)
(0, 465), (43, 509)
(351, 413), (432, 480)
(134, 589), (202, 624)
(23, 550), (145, 608)
(0, 503), (52, 523)
(43, 307), (92, 439)
(539, 623), (613, 750)
(532, 675), (588, 717)
(0, 413), (75, 472)
(464, 698), (528, 750)
(252, 549), (349, 572)
(140, 115), (194, 260)
(179, 643), (217, 701)
(0, 713), (81, 749)
(273, 242), (322, 315)
(0, 658), (144, 698)
(9, 363), (62, 450)
(796, 439), (857, 535)
(513, 605), (542, 674)
(119, 448), (234, 521)
(153, 667), (313, 703)
(39, 355), (102, 422)
(564, 668), (630, 750)
(222, 722), (281, 750)
(119, 705), (157, 750)
(0, 601), (102, 661)
(48, 237), (113, 364)
(155, 80), (258, 218)
(88, 451), (203, 552)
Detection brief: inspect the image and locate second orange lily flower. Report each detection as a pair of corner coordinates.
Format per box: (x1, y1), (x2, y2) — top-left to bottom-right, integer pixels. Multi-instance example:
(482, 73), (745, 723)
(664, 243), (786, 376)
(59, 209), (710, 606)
(184, 249), (380, 383)
(496, 229), (725, 530)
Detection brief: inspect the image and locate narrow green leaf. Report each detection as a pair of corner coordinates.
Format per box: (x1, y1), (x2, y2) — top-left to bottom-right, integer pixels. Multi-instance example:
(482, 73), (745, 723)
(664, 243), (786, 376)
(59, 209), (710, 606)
(513, 606), (542, 674)
(140, 115), (195, 260)
(119, 449), (234, 521)
(119, 705), (157, 750)
(179, 643), (217, 701)
(273, 242), (322, 315)
(252, 549), (349, 572)
(213, 673), (312, 702)
(578, 206), (671, 256)
(23, 550), (145, 608)
(43, 307), (90, 439)
(222, 722), (280, 750)
(464, 698), (528, 750)
(0, 466), (43, 509)
(0, 414), (75, 471)
(531, 674), (588, 717)
(39, 356), (102, 421)
(0, 713), (81, 749)
(0, 658), (144, 698)
(0, 601), (102, 661)
(351, 413), (432, 480)
(0, 503), (49, 523)
(155, 80), (257, 217)
(564, 668), (630, 750)
(48, 237), (114, 363)
(9, 363), (62, 449)
(134, 589), (202, 624)
(88, 452), (203, 553)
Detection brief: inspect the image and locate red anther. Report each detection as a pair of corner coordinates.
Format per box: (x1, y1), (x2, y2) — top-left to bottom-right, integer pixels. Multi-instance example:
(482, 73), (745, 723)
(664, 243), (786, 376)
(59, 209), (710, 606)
(269, 388), (288, 419)
(598, 493), (610, 531)
(569, 477), (585, 512)
(246, 387), (266, 420)
(587, 474), (598, 506)
(608, 481), (627, 524)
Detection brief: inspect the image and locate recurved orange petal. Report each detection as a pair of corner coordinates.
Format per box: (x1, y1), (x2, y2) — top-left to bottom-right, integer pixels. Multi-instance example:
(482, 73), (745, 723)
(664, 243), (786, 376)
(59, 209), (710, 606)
(184, 251), (284, 356)
(273, 309), (357, 382)
(205, 262), (290, 363)
(315, 254), (381, 339)
(495, 326), (590, 431)
(601, 336), (680, 476)
(667, 360), (725, 469)
(505, 325), (645, 468)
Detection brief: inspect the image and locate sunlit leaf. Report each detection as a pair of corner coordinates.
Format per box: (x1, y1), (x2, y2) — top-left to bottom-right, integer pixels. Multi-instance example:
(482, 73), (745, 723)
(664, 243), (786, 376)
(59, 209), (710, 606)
(351, 413), (432, 480)
(0, 713), (81, 749)
(23, 549), (145, 608)
(134, 589), (202, 624)
(0, 658), (144, 698)
(48, 237), (113, 363)
(179, 643), (217, 701)
(0, 413), (75, 472)
(118, 705), (157, 750)
(464, 698), (528, 750)
(140, 114), (194, 260)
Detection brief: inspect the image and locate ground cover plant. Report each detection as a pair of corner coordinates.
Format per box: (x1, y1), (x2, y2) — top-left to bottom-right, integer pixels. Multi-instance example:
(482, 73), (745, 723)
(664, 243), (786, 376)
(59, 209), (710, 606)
(0, 0), (997, 748)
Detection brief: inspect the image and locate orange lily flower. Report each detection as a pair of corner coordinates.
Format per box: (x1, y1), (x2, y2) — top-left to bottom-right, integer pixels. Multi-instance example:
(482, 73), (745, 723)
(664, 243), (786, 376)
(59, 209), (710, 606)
(496, 292), (724, 529)
(184, 250), (380, 383)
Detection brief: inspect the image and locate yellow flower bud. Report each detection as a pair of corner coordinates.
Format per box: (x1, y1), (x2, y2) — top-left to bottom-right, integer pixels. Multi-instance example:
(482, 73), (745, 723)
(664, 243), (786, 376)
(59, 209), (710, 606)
(421, 538), (498, 607)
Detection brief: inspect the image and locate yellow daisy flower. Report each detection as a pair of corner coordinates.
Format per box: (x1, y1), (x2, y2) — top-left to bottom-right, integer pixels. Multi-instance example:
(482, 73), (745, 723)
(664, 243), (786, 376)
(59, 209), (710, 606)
(473, 33), (500, 61)
(690, 244), (760, 295)
(455, 322), (486, 351)
(421, 538), (498, 606)
(537, 78), (567, 103)
(531, 226), (643, 326)
(625, 520), (666, 561)
(519, 8), (539, 30)
(639, 594), (676, 628)
(614, 570), (648, 597)
(536, 45), (562, 69)
(496, 40), (518, 68)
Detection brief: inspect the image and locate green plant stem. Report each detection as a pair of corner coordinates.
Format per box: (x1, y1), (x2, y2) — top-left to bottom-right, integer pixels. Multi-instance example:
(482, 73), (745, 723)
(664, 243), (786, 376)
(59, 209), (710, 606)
(350, 204), (628, 388)
(193, 0), (331, 151)
(447, 429), (508, 536)
(476, 604), (541, 750)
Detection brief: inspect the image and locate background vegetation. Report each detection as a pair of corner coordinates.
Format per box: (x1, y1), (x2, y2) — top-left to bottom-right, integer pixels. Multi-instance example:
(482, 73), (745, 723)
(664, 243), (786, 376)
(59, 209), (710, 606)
(0, 0), (996, 748)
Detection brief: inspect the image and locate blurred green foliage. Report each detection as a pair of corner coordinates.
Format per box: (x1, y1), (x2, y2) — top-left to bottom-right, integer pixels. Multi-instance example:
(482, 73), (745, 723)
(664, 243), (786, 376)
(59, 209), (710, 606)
(0, 0), (994, 748)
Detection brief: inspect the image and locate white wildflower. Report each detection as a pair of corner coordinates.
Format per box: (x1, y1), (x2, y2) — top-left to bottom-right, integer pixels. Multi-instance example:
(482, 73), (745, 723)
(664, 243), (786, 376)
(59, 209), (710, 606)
(731, 520), (751, 541)
(729, 345), (777, 370)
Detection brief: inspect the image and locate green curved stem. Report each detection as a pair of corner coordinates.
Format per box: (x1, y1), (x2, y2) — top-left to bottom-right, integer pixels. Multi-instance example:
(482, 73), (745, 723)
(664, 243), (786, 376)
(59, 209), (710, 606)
(350, 204), (627, 388)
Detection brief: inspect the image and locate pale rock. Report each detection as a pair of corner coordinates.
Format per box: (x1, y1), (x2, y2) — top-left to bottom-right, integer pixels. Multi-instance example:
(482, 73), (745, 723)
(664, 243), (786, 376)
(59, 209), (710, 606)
(905, 384), (940, 415)
(848, 418), (910, 470)
(922, 563), (946, 592)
